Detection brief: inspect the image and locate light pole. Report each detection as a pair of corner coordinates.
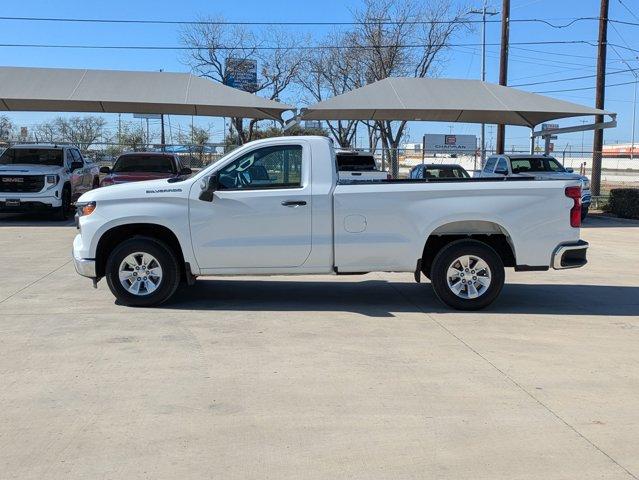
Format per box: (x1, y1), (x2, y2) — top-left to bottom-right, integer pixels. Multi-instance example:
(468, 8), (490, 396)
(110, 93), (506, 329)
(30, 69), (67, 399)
(469, 1), (498, 164)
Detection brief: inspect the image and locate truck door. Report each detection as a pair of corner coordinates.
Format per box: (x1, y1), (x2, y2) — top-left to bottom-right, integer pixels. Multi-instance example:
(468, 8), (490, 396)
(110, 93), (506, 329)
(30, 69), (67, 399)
(67, 149), (85, 196)
(189, 143), (312, 270)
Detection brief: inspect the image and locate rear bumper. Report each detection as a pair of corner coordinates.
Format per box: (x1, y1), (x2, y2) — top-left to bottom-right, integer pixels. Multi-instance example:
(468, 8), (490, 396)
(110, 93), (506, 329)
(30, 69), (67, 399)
(552, 240), (588, 269)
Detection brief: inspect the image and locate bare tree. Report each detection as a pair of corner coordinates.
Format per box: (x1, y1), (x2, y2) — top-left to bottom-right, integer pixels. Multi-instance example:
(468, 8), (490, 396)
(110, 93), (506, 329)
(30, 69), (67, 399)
(32, 116), (107, 151)
(297, 32), (365, 148)
(0, 116), (15, 143)
(180, 17), (305, 144)
(349, 0), (468, 176)
(178, 124), (211, 163)
(118, 124), (148, 152)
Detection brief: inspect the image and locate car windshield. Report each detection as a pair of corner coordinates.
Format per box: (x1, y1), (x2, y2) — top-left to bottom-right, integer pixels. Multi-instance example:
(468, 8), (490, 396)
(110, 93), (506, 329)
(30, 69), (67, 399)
(511, 157), (565, 174)
(336, 154), (377, 171)
(0, 148), (64, 166)
(112, 155), (175, 173)
(424, 167), (470, 179)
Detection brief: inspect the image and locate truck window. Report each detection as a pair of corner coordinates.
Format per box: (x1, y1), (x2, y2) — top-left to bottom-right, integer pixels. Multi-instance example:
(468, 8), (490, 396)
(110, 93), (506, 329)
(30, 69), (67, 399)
(336, 153), (377, 171)
(511, 157), (566, 174)
(218, 145), (303, 190)
(0, 148), (64, 166)
(495, 158), (508, 174)
(483, 157), (497, 172)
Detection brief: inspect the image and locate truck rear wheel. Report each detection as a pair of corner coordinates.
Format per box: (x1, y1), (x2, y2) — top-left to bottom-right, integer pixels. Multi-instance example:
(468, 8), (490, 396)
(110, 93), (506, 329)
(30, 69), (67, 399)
(105, 237), (181, 307)
(430, 240), (504, 311)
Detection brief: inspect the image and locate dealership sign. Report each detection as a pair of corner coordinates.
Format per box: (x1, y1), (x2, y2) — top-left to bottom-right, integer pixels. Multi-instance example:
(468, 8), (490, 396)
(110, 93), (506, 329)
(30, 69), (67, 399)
(423, 134), (477, 153)
(224, 58), (258, 93)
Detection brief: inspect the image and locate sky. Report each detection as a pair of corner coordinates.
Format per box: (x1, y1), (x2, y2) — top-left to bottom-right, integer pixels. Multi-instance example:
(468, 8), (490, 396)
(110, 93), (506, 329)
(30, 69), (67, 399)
(0, 0), (637, 153)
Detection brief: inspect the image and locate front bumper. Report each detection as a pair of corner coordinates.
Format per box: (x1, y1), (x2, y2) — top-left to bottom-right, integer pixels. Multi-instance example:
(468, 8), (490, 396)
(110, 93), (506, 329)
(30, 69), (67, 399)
(73, 234), (96, 278)
(552, 240), (589, 269)
(0, 199), (59, 213)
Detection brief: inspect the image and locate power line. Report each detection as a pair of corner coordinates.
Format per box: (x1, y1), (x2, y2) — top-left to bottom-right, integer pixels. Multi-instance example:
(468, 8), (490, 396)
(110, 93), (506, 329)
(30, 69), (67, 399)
(0, 14), (630, 27)
(510, 66), (637, 87)
(617, 0), (639, 23)
(0, 40), (596, 51)
(534, 79), (637, 94)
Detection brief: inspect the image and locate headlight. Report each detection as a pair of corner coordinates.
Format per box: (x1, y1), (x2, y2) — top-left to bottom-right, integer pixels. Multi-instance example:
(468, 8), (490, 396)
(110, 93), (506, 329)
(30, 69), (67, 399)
(45, 174), (59, 185)
(76, 201), (96, 217)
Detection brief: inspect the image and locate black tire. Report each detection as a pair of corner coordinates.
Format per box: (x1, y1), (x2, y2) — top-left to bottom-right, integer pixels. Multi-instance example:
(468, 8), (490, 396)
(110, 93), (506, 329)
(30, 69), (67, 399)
(581, 205), (589, 221)
(105, 236), (181, 307)
(92, 177), (100, 189)
(430, 239), (505, 311)
(54, 186), (71, 221)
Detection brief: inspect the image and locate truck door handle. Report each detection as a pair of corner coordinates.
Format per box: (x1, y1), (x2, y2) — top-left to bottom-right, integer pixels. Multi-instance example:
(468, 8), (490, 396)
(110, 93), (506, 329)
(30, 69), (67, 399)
(281, 200), (307, 207)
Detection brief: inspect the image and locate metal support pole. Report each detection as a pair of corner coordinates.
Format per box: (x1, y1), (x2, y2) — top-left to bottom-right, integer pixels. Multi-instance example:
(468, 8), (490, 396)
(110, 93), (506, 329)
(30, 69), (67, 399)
(591, 0), (609, 196)
(632, 78), (637, 161)
(530, 128), (535, 154)
(496, 0), (510, 154)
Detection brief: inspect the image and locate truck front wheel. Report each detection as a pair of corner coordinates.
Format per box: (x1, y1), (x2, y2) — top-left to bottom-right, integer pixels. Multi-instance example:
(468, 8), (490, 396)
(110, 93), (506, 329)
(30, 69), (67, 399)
(430, 240), (505, 311)
(54, 186), (71, 221)
(105, 237), (181, 307)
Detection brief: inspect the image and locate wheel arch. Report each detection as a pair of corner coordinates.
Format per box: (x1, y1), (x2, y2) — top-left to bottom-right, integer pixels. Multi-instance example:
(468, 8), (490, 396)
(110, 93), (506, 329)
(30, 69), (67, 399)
(421, 220), (516, 277)
(95, 223), (186, 279)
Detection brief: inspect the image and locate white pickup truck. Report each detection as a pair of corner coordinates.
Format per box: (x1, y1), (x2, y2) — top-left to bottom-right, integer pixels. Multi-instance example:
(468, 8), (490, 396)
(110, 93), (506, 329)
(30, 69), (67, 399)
(0, 144), (100, 219)
(73, 136), (588, 310)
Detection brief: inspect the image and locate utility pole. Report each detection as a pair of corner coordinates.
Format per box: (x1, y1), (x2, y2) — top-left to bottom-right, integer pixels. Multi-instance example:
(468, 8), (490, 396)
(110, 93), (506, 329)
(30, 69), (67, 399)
(592, 0), (609, 196)
(469, 1), (498, 163)
(496, 0), (510, 154)
(160, 114), (166, 151)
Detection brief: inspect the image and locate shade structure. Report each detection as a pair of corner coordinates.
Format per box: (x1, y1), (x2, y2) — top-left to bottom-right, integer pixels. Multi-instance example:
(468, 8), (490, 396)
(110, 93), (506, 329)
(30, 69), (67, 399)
(0, 66), (293, 120)
(301, 77), (611, 127)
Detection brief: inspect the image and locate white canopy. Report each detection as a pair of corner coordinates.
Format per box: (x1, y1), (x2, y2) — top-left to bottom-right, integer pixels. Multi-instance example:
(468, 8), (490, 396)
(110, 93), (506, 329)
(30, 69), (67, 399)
(301, 77), (612, 127)
(0, 66), (293, 120)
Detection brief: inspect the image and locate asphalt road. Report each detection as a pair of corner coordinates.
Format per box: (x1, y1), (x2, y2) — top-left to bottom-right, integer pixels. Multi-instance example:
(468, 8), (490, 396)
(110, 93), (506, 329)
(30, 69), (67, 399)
(0, 213), (638, 479)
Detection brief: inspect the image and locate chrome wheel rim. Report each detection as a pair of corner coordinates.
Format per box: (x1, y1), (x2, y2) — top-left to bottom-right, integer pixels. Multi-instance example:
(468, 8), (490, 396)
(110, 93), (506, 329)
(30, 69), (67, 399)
(118, 252), (163, 296)
(446, 255), (491, 299)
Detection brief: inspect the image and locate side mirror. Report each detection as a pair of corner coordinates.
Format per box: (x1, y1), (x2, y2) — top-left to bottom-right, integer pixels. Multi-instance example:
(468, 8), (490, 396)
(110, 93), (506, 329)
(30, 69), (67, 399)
(179, 167), (193, 175)
(70, 161), (83, 171)
(566, 167), (574, 173)
(99, 166), (111, 174)
(199, 173), (219, 202)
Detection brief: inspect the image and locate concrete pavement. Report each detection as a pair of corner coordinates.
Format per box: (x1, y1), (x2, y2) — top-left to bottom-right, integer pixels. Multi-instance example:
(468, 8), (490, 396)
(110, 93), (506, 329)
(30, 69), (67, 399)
(0, 213), (638, 479)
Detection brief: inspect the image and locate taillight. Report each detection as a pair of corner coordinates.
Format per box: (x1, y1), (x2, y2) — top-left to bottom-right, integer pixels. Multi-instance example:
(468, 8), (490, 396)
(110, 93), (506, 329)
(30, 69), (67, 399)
(565, 186), (581, 228)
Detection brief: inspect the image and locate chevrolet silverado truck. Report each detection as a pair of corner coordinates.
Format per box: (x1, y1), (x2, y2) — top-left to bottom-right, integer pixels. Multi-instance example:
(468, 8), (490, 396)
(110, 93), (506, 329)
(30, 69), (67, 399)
(73, 136), (588, 310)
(0, 144), (100, 220)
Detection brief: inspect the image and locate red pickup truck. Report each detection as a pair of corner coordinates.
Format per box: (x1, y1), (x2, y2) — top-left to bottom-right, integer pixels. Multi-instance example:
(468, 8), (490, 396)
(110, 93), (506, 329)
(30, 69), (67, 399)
(100, 152), (192, 186)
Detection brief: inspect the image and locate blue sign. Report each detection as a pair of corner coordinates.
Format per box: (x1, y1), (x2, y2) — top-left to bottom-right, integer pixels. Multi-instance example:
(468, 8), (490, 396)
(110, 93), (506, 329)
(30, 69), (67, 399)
(224, 58), (258, 93)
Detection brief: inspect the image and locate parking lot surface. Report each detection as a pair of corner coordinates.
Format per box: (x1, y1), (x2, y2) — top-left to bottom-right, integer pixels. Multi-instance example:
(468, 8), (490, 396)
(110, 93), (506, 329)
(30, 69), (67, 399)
(1, 214), (638, 480)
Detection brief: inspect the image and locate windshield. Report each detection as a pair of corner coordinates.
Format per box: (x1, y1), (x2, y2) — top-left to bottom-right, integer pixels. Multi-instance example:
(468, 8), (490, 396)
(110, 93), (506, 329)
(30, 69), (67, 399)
(511, 157), (565, 174)
(112, 155), (175, 174)
(424, 166), (470, 179)
(0, 148), (64, 166)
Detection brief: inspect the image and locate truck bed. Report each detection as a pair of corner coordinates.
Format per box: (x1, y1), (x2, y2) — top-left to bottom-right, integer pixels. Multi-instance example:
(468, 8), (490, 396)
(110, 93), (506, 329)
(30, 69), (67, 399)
(332, 178), (580, 273)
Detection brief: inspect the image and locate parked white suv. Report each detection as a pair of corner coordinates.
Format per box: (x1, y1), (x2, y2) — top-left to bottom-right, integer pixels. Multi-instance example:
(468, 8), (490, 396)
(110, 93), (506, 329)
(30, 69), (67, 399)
(0, 144), (100, 220)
